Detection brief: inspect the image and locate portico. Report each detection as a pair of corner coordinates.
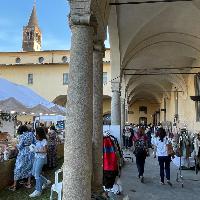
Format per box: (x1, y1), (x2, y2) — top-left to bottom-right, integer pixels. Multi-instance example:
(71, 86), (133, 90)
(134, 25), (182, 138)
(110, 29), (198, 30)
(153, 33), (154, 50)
(64, 0), (200, 199)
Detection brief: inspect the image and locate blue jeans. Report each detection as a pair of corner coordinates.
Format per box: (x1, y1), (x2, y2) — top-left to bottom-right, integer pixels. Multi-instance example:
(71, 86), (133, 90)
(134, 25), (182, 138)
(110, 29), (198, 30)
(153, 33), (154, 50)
(158, 156), (171, 183)
(32, 157), (47, 192)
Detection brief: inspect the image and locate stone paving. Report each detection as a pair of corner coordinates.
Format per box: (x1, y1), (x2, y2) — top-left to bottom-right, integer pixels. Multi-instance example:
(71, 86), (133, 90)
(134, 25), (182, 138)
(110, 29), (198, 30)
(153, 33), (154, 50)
(119, 150), (200, 200)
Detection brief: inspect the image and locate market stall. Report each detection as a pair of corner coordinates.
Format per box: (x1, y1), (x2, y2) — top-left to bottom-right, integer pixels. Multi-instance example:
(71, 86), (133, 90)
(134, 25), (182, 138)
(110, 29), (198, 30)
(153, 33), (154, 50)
(0, 78), (66, 190)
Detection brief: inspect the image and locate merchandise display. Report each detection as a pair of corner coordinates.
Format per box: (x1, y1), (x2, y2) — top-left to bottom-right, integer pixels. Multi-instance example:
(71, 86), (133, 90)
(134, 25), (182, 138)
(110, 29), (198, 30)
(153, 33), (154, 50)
(0, 133), (18, 162)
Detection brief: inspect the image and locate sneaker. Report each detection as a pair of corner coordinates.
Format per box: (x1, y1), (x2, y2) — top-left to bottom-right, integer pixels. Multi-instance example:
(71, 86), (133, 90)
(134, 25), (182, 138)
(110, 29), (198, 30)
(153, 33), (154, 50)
(160, 182), (165, 185)
(42, 180), (51, 190)
(29, 190), (42, 198)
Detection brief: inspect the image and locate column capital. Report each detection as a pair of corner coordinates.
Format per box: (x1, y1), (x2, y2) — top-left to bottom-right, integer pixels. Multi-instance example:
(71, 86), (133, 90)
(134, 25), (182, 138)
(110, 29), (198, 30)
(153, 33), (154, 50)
(111, 82), (120, 93)
(69, 13), (98, 28)
(121, 98), (125, 104)
(68, 0), (92, 25)
(68, 0), (97, 28)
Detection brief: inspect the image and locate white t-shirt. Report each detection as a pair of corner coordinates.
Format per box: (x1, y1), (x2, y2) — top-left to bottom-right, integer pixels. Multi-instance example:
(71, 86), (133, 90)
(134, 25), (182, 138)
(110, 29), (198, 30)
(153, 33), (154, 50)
(154, 137), (169, 157)
(125, 131), (131, 137)
(35, 139), (47, 158)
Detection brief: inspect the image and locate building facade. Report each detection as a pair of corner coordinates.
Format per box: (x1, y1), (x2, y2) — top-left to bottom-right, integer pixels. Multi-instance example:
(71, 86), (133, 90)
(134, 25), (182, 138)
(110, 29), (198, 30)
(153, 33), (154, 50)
(0, 4), (112, 118)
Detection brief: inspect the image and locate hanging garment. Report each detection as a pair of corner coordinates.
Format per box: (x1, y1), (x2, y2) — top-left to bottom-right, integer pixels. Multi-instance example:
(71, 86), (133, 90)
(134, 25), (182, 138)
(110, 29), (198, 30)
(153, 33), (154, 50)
(103, 136), (118, 171)
(103, 136), (119, 189)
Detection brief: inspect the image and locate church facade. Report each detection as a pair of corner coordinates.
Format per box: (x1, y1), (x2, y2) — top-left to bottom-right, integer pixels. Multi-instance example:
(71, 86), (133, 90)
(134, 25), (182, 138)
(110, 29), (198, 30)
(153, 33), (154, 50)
(0, 4), (112, 118)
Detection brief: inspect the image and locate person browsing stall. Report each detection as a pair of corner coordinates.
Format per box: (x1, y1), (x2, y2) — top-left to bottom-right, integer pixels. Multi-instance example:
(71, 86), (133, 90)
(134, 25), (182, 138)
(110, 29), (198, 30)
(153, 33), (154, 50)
(29, 127), (51, 198)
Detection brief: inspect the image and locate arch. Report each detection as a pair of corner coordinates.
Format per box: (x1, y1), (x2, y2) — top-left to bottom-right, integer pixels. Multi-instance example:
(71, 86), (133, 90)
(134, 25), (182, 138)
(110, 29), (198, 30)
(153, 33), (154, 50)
(128, 89), (162, 106)
(53, 95), (67, 107)
(123, 32), (200, 68)
(126, 76), (171, 98)
(124, 40), (200, 69)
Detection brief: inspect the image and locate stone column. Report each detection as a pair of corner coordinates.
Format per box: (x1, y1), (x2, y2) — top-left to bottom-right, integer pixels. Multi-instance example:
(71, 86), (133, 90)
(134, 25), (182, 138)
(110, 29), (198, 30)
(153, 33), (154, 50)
(92, 42), (104, 194)
(121, 98), (125, 132)
(111, 83), (121, 125)
(164, 97), (167, 122)
(174, 89), (179, 120)
(125, 100), (128, 123)
(63, 23), (94, 200)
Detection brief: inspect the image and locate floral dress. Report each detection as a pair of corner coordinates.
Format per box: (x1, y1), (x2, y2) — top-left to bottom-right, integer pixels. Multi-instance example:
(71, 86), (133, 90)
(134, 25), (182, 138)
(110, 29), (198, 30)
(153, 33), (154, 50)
(14, 132), (36, 181)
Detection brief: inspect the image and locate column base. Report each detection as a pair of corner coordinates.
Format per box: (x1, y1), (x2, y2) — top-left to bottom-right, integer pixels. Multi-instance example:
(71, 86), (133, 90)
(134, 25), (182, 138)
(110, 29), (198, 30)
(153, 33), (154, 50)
(91, 191), (109, 200)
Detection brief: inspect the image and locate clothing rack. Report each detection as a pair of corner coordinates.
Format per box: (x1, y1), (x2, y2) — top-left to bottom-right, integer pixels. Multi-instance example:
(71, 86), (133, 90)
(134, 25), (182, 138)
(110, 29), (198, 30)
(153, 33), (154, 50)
(176, 129), (187, 188)
(175, 129), (200, 187)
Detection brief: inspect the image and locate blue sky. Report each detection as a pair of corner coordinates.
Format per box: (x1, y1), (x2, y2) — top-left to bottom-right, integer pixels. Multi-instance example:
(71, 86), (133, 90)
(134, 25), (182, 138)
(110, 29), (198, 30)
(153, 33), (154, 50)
(0, 0), (109, 52)
(0, 0), (70, 51)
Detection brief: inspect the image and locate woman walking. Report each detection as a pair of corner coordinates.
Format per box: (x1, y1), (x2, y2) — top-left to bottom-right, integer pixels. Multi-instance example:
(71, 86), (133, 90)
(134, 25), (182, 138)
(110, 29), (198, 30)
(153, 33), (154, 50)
(132, 127), (148, 183)
(29, 127), (50, 198)
(153, 128), (172, 186)
(9, 125), (35, 191)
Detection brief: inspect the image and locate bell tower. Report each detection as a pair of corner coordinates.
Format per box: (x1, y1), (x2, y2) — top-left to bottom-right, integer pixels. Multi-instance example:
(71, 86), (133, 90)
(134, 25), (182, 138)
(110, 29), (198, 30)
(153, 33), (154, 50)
(22, 1), (42, 51)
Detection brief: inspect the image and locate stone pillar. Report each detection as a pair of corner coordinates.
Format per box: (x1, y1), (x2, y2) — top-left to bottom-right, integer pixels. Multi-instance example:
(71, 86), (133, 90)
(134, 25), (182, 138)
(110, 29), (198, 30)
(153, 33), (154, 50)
(63, 23), (94, 200)
(125, 100), (128, 124)
(174, 89), (179, 120)
(92, 42), (104, 194)
(164, 97), (167, 122)
(111, 83), (121, 125)
(121, 98), (125, 132)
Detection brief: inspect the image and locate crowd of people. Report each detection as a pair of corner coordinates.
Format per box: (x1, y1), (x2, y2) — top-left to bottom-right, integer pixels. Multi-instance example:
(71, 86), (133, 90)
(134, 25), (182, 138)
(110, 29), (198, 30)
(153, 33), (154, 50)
(8, 123), (58, 198)
(123, 124), (173, 186)
(4, 121), (185, 197)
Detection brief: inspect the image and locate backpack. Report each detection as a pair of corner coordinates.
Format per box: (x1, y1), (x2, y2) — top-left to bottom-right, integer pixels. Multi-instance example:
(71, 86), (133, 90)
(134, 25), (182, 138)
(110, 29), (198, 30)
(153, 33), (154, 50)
(134, 140), (146, 157)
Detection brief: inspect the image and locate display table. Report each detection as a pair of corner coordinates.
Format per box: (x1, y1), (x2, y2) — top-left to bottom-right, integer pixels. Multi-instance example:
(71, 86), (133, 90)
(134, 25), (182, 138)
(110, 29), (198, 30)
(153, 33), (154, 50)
(0, 158), (15, 190)
(0, 143), (64, 191)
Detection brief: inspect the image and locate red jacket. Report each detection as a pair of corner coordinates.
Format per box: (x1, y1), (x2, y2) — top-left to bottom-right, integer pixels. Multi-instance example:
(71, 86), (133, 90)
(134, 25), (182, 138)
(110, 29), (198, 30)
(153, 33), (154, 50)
(103, 136), (118, 171)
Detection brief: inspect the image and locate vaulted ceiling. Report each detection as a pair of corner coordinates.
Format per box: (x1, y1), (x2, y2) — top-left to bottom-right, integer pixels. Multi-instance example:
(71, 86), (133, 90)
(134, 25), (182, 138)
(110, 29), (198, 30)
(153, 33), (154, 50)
(108, 1), (200, 104)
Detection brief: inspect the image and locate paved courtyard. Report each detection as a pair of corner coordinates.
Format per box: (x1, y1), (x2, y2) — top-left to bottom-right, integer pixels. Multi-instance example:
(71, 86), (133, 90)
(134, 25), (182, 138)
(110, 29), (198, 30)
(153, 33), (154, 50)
(1, 155), (200, 200)
(120, 151), (200, 200)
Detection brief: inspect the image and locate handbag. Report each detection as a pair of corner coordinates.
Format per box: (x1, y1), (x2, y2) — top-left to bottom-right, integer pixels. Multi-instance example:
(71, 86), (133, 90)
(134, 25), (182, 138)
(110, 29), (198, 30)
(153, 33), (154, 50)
(166, 143), (175, 158)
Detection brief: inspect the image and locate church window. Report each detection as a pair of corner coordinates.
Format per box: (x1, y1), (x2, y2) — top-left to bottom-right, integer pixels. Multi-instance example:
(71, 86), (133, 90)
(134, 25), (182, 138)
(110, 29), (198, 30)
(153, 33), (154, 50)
(62, 56), (68, 63)
(26, 32), (30, 39)
(28, 74), (33, 85)
(63, 73), (69, 85)
(103, 72), (107, 84)
(38, 57), (44, 63)
(139, 106), (147, 114)
(15, 57), (21, 64)
(30, 31), (33, 39)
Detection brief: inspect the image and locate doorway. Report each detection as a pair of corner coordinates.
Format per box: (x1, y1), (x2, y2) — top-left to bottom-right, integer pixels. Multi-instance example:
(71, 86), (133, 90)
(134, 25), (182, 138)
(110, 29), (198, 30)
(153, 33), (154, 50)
(139, 117), (147, 125)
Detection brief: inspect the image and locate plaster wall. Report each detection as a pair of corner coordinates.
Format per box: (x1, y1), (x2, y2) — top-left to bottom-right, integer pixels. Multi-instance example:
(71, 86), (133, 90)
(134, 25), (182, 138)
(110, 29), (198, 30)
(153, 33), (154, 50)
(103, 98), (111, 115)
(128, 100), (160, 124)
(0, 50), (111, 103)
